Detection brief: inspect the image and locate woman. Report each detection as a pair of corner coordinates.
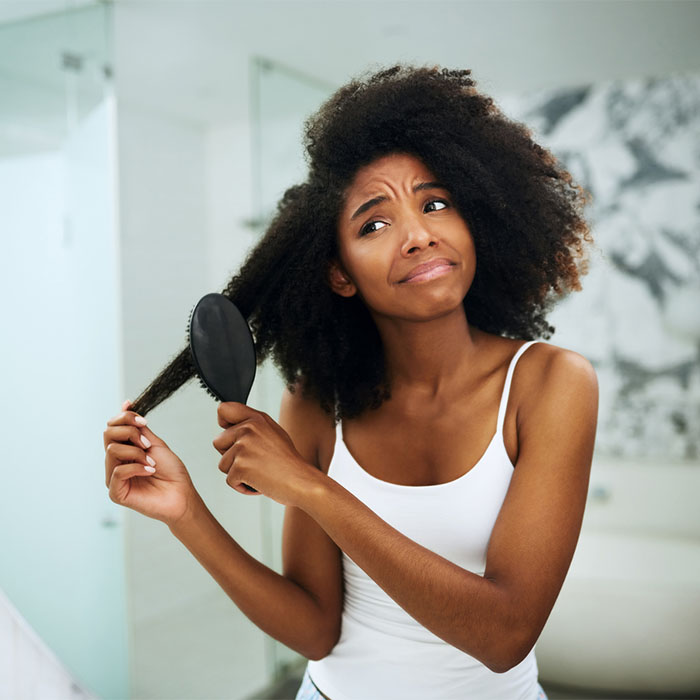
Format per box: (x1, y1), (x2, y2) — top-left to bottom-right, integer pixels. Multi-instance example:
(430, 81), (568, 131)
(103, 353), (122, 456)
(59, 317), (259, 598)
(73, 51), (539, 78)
(103, 64), (598, 700)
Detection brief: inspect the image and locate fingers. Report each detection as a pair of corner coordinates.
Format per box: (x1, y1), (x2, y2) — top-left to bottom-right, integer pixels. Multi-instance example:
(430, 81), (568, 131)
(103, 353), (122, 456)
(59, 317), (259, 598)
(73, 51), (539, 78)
(215, 439), (258, 494)
(214, 405), (274, 447)
(104, 401), (168, 506)
(119, 400), (151, 436)
(136, 423), (165, 448)
(221, 456), (258, 495)
(105, 441), (153, 466)
(105, 442), (155, 487)
(230, 481), (260, 496)
(217, 401), (259, 429)
(212, 408), (260, 453)
(108, 462), (157, 505)
(106, 408), (148, 429)
(217, 444), (235, 473)
(104, 401), (165, 449)
(212, 424), (241, 455)
(110, 462), (156, 488)
(103, 424), (150, 451)
(104, 400), (154, 488)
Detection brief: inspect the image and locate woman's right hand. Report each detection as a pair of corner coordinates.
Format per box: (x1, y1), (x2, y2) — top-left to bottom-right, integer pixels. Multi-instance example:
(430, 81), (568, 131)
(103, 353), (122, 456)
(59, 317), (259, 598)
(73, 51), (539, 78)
(103, 400), (199, 526)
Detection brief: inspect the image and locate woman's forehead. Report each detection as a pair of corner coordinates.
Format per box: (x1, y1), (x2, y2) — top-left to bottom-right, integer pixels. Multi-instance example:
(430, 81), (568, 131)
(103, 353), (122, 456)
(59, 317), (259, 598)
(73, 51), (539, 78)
(353, 153), (433, 185)
(342, 153), (439, 207)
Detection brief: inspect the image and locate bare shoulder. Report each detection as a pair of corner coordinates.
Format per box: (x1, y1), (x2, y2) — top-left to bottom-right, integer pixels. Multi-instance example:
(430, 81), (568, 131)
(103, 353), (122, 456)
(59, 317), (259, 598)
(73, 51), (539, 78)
(279, 378), (336, 473)
(475, 331), (595, 384)
(513, 340), (599, 437)
(512, 339), (597, 393)
(476, 330), (592, 375)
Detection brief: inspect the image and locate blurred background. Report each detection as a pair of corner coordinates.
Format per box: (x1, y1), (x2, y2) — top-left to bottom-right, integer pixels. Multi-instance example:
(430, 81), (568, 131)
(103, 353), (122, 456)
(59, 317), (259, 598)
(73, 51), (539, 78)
(1, 1), (699, 698)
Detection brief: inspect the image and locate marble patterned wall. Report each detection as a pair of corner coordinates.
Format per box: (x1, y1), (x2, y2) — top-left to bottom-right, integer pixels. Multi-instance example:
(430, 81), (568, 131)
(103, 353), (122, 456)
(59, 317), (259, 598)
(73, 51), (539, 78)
(498, 72), (700, 461)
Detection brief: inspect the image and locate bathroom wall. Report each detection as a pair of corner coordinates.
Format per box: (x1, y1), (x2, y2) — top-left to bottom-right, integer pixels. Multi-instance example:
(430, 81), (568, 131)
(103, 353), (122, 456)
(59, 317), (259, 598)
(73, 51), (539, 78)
(499, 71), (700, 461)
(2, 1), (698, 698)
(116, 102), (273, 699)
(110, 2), (700, 699)
(114, 45), (337, 700)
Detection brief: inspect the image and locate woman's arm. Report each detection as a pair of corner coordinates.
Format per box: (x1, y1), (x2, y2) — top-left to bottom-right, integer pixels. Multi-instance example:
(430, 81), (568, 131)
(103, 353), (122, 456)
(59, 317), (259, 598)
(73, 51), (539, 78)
(283, 347), (598, 672)
(154, 386), (343, 660)
(104, 386), (342, 659)
(167, 494), (341, 660)
(170, 499), (329, 659)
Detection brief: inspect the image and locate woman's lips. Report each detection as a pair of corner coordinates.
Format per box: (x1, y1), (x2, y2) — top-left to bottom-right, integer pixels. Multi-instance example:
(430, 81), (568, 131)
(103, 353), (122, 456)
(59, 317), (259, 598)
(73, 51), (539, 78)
(400, 261), (455, 283)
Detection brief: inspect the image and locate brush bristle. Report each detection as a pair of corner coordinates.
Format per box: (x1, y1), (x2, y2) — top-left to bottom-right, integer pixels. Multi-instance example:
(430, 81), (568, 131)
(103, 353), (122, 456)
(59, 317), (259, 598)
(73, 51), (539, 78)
(199, 376), (220, 402)
(187, 299), (223, 403)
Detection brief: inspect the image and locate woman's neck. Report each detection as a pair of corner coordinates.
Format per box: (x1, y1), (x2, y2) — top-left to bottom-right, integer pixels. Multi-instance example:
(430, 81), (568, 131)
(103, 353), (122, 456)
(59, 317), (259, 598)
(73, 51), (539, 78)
(373, 307), (484, 401)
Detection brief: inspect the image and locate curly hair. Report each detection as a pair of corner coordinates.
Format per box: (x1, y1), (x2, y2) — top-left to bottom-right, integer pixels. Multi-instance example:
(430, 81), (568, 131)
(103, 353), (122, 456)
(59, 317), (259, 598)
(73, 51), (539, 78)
(129, 63), (594, 422)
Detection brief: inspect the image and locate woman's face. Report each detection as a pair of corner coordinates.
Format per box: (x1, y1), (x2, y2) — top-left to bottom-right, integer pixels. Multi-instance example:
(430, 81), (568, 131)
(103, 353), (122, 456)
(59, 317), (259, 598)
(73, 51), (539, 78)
(330, 152), (476, 322)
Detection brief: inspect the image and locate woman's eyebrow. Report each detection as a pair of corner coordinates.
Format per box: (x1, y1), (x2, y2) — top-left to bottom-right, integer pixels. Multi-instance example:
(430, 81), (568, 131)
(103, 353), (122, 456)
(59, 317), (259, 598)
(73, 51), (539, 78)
(349, 181), (448, 221)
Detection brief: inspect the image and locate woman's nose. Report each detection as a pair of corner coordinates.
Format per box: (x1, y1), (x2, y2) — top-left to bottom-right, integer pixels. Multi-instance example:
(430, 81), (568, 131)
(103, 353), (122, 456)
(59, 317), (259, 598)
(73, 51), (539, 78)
(400, 221), (438, 256)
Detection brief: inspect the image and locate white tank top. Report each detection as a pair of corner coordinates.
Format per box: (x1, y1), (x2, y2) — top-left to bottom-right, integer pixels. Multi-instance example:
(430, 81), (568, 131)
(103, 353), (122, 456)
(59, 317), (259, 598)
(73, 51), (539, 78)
(307, 340), (542, 700)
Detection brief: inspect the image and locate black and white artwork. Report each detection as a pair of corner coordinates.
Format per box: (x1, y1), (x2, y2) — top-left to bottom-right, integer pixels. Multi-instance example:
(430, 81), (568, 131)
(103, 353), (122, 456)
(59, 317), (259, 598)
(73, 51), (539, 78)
(499, 72), (700, 461)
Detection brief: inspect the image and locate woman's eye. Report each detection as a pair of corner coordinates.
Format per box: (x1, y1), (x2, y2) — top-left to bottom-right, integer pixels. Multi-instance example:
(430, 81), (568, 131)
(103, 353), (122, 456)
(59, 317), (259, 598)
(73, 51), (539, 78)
(359, 199), (449, 236)
(425, 198), (449, 212)
(360, 220), (387, 236)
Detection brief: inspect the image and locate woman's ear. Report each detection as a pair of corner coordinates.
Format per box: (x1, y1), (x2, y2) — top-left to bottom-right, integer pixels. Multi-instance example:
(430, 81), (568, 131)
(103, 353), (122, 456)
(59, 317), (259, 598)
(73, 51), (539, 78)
(327, 259), (357, 297)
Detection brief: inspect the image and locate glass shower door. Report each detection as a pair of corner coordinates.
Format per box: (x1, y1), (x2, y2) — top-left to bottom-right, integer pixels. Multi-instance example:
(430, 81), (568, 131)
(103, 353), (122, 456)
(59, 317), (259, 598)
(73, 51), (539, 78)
(0, 5), (128, 699)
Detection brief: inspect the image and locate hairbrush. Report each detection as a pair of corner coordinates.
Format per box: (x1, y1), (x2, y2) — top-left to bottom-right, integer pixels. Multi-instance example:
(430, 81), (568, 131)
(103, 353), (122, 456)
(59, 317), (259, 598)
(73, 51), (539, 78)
(187, 293), (257, 404)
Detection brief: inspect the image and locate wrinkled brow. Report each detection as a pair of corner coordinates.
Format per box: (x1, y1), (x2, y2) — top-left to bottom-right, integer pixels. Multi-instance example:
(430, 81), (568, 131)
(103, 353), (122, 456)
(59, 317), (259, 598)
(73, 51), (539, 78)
(350, 181), (448, 221)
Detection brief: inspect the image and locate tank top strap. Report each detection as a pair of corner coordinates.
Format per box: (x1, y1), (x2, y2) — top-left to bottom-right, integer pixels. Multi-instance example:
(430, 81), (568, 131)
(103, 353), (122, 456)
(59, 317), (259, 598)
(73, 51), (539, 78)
(335, 342), (540, 440)
(496, 340), (540, 436)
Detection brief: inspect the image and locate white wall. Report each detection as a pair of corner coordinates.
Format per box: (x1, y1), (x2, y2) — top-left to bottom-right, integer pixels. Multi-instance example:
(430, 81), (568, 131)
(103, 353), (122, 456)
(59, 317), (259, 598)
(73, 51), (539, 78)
(117, 99), (278, 698)
(0, 0), (96, 26)
(108, 1), (700, 127)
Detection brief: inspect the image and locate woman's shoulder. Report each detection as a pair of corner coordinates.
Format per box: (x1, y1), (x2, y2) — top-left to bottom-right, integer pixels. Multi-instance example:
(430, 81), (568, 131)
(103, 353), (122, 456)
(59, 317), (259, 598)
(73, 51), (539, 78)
(517, 337), (596, 380)
(482, 331), (594, 376)
(498, 335), (598, 422)
(479, 331), (596, 408)
(484, 334), (598, 464)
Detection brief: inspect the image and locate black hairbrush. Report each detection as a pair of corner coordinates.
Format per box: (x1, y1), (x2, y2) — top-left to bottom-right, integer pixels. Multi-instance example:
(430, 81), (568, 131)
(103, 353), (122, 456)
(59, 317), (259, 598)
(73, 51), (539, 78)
(187, 293), (257, 404)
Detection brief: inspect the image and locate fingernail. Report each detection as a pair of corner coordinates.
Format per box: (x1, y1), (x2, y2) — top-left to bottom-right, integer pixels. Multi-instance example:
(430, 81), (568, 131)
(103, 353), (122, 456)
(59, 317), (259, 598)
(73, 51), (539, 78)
(144, 466), (156, 473)
(135, 415), (147, 426)
(140, 435), (152, 448)
(146, 455), (156, 467)
(122, 400), (131, 411)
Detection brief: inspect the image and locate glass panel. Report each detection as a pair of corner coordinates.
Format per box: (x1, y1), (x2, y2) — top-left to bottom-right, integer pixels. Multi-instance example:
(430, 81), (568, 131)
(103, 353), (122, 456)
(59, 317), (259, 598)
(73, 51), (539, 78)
(0, 5), (127, 699)
(249, 55), (336, 681)
(0, 5), (110, 156)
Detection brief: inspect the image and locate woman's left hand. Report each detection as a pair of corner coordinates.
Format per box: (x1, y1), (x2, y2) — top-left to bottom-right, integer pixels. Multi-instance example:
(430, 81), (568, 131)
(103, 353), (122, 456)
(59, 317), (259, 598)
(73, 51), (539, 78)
(212, 402), (318, 505)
